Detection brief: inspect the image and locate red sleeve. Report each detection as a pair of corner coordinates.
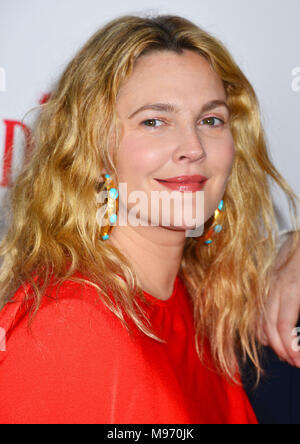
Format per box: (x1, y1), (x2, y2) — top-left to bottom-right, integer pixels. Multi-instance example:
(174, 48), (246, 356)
(0, 278), (133, 424)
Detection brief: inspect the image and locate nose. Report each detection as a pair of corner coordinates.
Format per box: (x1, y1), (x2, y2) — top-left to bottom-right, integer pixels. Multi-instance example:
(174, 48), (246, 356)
(173, 127), (206, 163)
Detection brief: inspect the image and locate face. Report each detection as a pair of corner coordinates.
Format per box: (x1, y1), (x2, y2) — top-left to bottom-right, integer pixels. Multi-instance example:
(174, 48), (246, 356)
(114, 49), (235, 233)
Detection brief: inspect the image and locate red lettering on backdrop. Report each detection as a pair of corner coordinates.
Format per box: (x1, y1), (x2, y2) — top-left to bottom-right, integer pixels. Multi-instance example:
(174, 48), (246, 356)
(0, 92), (51, 188)
(0, 120), (31, 188)
(39, 93), (51, 105)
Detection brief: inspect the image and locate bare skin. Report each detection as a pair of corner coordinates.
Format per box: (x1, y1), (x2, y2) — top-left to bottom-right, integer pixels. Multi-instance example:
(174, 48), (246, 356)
(260, 232), (300, 367)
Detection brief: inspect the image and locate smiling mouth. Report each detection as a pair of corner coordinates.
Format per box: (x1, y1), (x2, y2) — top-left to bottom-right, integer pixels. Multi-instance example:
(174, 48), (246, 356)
(154, 175), (208, 184)
(154, 178), (208, 192)
(156, 179), (207, 184)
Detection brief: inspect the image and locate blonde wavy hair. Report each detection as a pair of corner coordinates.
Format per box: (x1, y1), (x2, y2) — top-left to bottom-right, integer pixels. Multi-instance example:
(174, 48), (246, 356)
(0, 13), (299, 384)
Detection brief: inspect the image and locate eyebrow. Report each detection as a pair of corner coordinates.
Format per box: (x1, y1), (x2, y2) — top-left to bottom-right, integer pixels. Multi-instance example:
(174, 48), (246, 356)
(128, 99), (230, 119)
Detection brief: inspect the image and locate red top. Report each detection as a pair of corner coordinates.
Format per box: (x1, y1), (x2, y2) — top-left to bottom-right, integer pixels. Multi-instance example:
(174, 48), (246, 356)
(0, 271), (258, 424)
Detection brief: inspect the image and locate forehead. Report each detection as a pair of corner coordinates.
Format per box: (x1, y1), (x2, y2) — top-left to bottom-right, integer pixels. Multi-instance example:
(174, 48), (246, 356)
(117, 49), (226, 106)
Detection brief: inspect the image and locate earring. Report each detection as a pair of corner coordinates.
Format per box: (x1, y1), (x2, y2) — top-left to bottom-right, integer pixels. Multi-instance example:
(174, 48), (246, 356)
(200, 200), (224, 245)
(98, 174), (119, 241)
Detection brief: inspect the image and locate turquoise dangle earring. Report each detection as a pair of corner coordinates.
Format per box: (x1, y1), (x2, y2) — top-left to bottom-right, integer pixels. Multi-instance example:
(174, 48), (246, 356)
(98, 174), (119, 241)
(200, 200), (224, 245)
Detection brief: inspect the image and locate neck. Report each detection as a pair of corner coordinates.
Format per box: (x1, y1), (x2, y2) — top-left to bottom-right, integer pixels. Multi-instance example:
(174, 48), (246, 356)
(107, 225), (186, 300)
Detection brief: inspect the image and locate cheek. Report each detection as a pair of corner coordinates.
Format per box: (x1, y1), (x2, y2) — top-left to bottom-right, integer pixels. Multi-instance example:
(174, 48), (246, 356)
(210, 134), (235, 177)
(117, 133), (165, 178)
(224, 142), (236, 175)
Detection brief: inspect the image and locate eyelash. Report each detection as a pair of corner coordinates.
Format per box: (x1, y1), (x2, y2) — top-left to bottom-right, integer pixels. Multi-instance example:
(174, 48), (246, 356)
(141, 116), (225, 129)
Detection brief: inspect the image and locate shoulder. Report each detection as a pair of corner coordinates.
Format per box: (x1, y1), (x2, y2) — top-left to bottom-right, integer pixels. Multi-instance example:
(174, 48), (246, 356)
(0, 271), (129, 356)
(0, 272), (139, 423)
(0, 271), (138, 382)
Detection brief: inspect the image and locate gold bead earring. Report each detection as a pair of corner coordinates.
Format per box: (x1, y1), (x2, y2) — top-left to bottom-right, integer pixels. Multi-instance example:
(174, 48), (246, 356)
(97, 174), (119, 241)
(200, 200), (224, 245)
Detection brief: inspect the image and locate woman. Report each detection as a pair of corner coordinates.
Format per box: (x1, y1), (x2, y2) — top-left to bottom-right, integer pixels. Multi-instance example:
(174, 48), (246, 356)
(0, 14), (299, 424)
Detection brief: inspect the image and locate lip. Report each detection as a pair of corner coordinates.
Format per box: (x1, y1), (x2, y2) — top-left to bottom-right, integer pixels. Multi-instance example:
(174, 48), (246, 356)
(155, 175), (208, 183)
(155, 176), (208, 192)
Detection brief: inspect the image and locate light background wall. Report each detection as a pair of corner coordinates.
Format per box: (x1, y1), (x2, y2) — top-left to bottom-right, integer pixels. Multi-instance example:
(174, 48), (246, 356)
(0, 0), (299, 233)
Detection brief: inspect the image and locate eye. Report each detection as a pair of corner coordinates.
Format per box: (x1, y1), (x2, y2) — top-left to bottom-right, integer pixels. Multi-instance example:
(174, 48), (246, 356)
(200, 117), (225, 127)
(141, 119), (164, 128)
